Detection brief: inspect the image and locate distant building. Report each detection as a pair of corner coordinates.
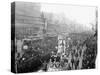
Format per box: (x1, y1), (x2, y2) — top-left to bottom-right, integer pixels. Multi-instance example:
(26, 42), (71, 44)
(14, 2), (44, 39)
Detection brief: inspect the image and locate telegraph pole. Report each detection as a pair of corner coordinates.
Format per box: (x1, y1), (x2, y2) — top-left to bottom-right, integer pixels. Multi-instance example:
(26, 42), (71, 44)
(41, 12), (47, 38)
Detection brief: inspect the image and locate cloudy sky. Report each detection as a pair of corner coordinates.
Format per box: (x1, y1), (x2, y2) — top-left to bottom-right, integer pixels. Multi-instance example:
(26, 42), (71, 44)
(41, 3), (97, 30)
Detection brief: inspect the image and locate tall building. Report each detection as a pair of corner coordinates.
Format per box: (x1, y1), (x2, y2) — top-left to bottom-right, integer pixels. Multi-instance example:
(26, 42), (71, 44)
(13, 2), (44, 39)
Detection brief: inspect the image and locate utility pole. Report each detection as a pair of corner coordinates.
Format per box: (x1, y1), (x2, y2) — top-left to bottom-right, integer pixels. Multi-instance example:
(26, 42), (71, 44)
(41, 12), (47, 38)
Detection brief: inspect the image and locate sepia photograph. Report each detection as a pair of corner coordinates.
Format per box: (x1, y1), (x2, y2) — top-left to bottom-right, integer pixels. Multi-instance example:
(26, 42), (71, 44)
(11, 1), (97, 73)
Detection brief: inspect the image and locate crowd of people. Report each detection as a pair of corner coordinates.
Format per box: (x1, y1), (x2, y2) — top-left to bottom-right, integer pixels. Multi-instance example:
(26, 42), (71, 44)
(14, 33), (97, 73)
